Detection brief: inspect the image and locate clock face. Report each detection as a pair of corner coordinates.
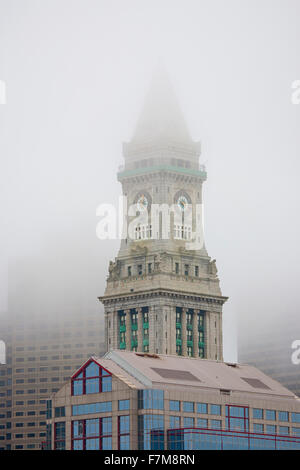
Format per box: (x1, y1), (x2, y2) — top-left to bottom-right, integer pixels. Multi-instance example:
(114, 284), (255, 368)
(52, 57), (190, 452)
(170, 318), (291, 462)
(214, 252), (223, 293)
(177, 195), (188, 212)
(137, 194), (149, 211)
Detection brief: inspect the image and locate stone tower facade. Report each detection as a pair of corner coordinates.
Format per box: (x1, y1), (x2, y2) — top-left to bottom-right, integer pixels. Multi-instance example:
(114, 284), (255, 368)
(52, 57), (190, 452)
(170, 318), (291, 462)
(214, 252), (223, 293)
(99, 72), (227, 360)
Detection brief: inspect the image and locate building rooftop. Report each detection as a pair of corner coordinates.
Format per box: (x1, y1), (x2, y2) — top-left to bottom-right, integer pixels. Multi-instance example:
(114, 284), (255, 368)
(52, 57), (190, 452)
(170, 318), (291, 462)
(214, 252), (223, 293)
(79, 350), (299, 401)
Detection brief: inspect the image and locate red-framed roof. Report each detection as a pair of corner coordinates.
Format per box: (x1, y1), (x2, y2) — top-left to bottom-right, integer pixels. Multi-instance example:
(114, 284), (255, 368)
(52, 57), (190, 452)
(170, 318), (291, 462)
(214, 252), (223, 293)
(71, 356), (112, 379)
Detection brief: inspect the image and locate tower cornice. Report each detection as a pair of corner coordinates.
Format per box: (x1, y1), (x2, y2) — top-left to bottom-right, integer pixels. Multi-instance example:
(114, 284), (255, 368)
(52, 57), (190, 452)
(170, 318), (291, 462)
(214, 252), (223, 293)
(99, 288), (228, 306)
(117, 164), (207, 183)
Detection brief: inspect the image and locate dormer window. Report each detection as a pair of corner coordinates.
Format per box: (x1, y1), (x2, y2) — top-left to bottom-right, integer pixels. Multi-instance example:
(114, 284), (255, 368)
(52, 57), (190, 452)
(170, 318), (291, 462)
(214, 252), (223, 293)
(71, 360), (112, 396)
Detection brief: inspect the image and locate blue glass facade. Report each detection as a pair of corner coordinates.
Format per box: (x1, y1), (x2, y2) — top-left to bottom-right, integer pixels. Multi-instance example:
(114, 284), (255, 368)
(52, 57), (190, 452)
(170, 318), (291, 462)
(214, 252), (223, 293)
(138, 415), (164, 450)
(72, 401), (112, 416)
(138, 389), (164, 410)
(118, 399), (130, 411)
(54, 421), (65, 450)
(72, 417), (112, 450)
(119, 415), (130, 450)
(167, 428), (300, 450)
(169, 400), (180, 412)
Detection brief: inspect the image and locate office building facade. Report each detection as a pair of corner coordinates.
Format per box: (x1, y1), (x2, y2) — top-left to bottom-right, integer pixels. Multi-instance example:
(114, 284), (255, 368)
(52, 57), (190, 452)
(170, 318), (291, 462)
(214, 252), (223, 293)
(47, 351), (300, 450)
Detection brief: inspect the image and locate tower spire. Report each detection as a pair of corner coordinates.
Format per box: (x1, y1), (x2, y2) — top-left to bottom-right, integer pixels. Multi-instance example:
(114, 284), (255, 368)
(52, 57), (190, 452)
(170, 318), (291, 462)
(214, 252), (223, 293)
(131, 67), (192, 145)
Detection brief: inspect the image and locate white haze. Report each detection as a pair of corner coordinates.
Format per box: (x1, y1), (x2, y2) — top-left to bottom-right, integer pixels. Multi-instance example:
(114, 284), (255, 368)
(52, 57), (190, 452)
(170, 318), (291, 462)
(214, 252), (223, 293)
(1, 0), (300, 363)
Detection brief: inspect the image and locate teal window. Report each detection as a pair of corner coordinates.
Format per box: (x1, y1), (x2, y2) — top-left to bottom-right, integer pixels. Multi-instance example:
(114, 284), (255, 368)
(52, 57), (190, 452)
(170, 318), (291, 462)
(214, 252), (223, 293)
(198, 312), (204, 329)
(143, 328), (149, 340)
(187, 346), (193, 357)
(176, 307), (182, 323)
(131, 329), (138, 351)
(169, 400), (180, 412)
(131, 310), (138, 326)
(119, 312), (126, 327)
(142, 307), (149, 324)
(120, 331), (126, 345)
(186, 311), (193, 325)
(176, 344), (182, 355)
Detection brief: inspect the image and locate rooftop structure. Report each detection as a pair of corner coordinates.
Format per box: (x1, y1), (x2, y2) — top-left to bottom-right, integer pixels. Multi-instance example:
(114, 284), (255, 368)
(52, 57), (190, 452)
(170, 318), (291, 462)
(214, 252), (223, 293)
(47, 351), (300, 450)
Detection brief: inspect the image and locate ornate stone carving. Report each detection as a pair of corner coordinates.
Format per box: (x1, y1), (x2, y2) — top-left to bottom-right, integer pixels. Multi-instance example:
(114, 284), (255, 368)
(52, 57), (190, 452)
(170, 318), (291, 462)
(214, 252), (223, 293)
(108, 260), (121, 280)
(209, 259), (218, 276)
(130, 244), (148, 255)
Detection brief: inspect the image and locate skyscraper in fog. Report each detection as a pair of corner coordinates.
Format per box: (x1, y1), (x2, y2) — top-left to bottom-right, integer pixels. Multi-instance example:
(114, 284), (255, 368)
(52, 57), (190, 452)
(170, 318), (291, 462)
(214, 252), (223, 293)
(100, 71), (227, 360)
(238, 314), (300, 398)
(0, 257), (105, 450)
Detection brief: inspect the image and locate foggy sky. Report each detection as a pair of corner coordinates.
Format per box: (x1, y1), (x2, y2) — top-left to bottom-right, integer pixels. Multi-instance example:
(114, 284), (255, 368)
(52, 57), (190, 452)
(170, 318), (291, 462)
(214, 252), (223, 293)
(1, 0), (300, 363)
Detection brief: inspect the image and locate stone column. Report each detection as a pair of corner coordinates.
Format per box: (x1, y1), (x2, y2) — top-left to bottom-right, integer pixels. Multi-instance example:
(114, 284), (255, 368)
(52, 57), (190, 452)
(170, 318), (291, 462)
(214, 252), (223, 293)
(104, 312), (109, 352)
(204, 310), (210, 359)
(193, 310), (198, 358)
(137, 307), (143, 352)
(170, 305), (177, 355)
(112, 310), (119, 350)
(149, 305), (155, 353)
(125, 309), (131, 351)
(217, 310), (223, 361)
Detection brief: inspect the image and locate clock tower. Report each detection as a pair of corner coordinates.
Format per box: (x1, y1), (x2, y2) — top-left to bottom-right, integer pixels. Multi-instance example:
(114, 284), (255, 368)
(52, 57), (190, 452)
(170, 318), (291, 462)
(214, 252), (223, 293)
(99, 71), (227, 360)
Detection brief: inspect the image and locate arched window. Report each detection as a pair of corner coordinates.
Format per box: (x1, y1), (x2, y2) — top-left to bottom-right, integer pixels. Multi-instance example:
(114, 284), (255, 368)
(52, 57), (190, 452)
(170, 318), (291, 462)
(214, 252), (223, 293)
(71, 359), (112, 396)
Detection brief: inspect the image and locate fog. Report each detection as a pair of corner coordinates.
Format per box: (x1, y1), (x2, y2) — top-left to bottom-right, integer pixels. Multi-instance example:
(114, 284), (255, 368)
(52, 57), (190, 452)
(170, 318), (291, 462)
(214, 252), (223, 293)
(1, 0), (300, 363)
